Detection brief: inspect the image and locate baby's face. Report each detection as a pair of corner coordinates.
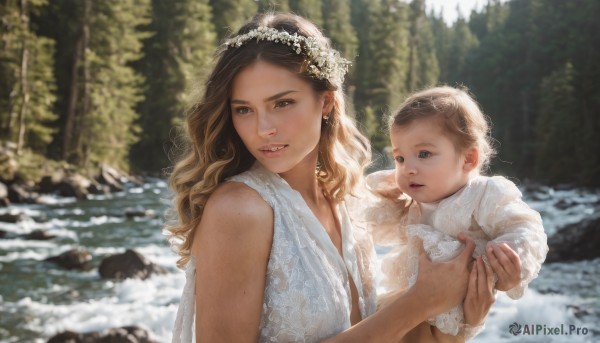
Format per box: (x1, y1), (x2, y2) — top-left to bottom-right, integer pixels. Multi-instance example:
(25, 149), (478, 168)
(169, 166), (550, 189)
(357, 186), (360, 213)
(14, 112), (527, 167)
(390, 117), (473, 203)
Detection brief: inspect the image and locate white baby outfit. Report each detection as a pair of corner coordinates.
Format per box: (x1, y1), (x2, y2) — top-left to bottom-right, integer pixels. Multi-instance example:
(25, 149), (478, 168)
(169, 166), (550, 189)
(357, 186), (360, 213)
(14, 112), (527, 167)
(363, 170), (548, 339)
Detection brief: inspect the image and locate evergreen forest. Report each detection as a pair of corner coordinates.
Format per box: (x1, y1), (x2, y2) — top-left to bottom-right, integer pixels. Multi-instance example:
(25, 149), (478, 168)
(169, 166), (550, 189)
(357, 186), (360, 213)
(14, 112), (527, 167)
(1, 0), (599, 186)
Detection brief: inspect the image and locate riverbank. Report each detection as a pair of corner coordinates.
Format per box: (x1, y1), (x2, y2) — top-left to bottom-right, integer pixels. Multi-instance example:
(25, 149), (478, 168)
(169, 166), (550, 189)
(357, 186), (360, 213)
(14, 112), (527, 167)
(0, 144), (146, 207)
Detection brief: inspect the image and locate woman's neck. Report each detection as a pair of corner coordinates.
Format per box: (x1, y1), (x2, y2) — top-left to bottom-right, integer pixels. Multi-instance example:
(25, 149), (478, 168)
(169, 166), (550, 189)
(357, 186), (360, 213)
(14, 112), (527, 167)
(278, 156), (322, 204)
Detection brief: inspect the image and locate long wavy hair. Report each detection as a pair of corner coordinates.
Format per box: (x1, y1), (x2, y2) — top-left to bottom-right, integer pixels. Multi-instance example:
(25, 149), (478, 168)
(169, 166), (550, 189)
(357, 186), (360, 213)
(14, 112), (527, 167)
(166, 12), (371, 268)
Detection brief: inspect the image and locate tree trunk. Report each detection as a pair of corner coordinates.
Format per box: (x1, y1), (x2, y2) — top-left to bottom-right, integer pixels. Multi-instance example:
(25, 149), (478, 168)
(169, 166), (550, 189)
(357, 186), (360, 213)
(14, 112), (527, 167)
(73, 0), (91, 166)
(16, 0), (29, 155)
(62, 0), (91, 163)
(62, 27), (82, 160)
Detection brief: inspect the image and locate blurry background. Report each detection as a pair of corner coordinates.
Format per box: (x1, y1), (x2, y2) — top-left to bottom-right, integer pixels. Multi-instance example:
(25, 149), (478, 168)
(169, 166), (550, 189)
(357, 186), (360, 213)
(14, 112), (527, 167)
(0, 0), (598, 342)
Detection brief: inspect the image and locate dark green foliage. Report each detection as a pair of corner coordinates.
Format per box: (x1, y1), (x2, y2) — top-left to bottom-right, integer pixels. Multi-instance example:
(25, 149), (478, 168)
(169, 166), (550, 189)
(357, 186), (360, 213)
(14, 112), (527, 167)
(2, 0), (598, 186)
(534, 62), (577, 183)
(257, 0), (289, 12)
(289, 0), (323, 27)
(406, 0), (439, 92)
(0, 0), (57, 155)
(350, 0), (411, 153)
(209, 0), (257, 40)
(131, 0), (216, 173)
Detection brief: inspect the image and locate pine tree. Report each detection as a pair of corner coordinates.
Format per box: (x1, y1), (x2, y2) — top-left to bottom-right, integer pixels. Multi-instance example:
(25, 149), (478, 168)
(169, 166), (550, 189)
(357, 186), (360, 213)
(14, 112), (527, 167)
(209, 0), (257, 40)
(131, 0), (216, 173)
(321, 0), (357, 60)
(53, 0), (151, 170)
(256, 0), (289, 12)
(406, 0), (439, 92)
(445, 17), (478, 85)
(321, 0), (357, 117)
(535, 62), (577, 183)
(0, 0), (57, 154)
(350, 0), (410, 152)
(289, 0), (323, 27)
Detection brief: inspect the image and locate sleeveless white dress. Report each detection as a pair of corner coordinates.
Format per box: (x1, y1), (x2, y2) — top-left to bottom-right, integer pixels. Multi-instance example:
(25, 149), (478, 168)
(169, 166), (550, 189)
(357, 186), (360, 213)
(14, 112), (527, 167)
(172, 163), (378, 342)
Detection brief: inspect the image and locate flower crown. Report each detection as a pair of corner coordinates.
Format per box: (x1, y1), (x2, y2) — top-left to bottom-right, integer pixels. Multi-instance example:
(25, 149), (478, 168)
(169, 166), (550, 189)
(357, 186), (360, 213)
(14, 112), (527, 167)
(224, 26), (351, 87)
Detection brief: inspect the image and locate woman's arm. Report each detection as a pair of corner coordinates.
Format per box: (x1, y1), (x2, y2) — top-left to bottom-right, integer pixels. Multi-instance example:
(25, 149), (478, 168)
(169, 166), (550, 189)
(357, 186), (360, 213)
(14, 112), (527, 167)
(323, 234), (476, 343)
(192, 182), (274, 342)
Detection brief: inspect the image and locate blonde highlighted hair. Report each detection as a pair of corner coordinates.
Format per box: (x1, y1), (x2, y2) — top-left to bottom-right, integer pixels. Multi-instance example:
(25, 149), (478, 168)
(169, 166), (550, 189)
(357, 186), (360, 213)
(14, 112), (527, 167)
(389, 85), (495, 172)
(166, 12), (371, 268)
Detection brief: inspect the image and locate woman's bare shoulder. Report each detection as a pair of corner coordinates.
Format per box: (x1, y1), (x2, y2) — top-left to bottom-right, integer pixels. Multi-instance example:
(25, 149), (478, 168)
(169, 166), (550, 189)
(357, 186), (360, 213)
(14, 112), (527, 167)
(206, 181), (272, 219)
(192, 181), (274, 252)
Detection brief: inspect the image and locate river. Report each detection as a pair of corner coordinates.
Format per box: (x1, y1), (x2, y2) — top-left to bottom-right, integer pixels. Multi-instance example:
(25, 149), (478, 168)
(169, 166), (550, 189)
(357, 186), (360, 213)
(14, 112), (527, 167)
(0, 180), (597, 342)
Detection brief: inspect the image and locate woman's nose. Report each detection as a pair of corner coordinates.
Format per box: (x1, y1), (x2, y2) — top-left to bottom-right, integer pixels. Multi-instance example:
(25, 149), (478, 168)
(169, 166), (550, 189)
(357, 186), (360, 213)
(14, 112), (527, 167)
(257, 112), (277, 138)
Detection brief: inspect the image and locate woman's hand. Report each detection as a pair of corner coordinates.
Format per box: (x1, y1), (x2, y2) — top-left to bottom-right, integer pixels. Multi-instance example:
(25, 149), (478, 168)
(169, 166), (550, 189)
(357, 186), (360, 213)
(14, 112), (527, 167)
(464, 255), (495, 327)
(412, 232), (476, 318)
(487, 242), (521, 291)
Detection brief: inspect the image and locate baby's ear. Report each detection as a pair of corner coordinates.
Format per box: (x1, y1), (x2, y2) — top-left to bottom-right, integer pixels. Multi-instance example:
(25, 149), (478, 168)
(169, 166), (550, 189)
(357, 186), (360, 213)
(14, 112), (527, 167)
(463, 147), (479, 173)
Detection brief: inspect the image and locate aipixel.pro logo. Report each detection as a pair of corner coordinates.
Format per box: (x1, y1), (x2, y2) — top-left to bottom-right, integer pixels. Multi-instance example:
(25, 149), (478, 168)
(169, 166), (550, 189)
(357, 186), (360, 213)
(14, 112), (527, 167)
(508, 322), (589, 336)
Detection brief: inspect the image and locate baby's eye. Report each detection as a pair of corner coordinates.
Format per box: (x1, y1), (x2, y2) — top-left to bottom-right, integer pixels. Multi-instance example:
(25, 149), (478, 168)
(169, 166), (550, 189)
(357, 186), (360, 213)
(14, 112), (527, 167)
(233, 107), (251, 115)
(394, 156), (404, 163)
(418, 151), (432, 159)
(275, 99), (294, 108)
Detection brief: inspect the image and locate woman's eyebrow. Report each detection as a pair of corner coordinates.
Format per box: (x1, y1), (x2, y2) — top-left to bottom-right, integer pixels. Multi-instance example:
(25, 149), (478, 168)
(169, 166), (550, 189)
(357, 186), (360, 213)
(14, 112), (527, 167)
(231, 90), (299, 105)
(265, 90), (298, 101)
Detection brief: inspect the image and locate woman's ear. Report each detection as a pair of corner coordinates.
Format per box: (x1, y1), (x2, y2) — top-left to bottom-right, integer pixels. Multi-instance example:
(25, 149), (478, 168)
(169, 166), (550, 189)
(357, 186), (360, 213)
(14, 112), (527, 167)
(321, 91), (334, 115)
(463, 147), (479, 173)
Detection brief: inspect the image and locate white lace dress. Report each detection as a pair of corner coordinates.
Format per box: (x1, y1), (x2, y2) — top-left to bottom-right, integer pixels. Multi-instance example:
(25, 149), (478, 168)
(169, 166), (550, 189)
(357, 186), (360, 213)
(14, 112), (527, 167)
(172, 163), (378, 342)
(363, 171), (548, 339)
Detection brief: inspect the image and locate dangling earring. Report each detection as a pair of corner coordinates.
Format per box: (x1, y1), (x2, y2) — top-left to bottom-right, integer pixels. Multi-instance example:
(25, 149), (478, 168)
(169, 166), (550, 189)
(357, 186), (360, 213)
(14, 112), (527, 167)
(322, 113), (330, 125)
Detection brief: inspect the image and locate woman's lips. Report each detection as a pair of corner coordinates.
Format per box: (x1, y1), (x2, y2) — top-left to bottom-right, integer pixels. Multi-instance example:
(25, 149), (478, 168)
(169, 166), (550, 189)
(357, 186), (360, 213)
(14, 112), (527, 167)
(259, 144), (289, 156)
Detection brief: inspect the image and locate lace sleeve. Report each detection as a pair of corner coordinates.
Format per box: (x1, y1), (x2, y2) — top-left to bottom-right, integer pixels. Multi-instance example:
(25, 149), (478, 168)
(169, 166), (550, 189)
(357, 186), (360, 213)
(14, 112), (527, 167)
(474, 176), (548, 299)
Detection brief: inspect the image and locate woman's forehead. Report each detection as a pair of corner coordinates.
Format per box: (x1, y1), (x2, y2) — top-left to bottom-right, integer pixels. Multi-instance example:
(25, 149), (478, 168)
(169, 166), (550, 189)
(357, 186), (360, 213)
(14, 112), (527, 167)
(231, 60), (310, 100)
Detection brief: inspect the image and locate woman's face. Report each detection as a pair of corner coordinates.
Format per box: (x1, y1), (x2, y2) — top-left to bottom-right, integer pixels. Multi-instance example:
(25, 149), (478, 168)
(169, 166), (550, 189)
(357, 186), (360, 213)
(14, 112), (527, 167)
(230, 60), (330, 175)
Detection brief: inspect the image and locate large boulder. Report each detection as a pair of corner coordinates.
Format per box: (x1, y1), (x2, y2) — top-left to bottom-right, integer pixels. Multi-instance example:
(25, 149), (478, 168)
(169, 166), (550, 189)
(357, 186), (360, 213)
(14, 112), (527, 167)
(99, 249), (166, 280)
(124, 207), (156, 219)
(57, 175), (91, 199)
(47, 326), (160, 343)
(96, 165), (126, 192)
(8, 183), (38, 203)
(38, 171), (66, 194)
(0, 181), (8, 206)
(0, 211), (32, 223)
(45, 248), (92, 270)
(546, 214), (600, 262)
(39, 172), (91, 200)
(24, 229), (56, 240)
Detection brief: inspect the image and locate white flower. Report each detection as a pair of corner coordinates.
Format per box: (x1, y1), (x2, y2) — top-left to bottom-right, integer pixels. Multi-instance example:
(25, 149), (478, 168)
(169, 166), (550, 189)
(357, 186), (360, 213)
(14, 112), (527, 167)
(223, 26), (351, 86)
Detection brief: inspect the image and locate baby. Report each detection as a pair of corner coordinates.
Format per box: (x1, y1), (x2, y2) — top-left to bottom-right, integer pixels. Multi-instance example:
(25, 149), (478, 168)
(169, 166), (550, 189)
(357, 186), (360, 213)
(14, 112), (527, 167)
(365, 86), (548, 339)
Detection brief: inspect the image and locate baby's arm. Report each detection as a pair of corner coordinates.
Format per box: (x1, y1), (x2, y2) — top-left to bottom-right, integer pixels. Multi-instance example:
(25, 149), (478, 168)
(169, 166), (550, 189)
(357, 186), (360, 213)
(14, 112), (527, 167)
(475, 176), (548, 299)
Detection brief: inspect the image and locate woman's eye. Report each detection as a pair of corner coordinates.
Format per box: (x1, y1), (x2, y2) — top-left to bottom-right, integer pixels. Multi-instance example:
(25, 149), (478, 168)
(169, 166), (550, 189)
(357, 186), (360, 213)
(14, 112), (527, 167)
(394, 156), (404, 163)
(418, 151), (432, 158)
(275, 99), (294, 108)
(233, 107), (251, 115)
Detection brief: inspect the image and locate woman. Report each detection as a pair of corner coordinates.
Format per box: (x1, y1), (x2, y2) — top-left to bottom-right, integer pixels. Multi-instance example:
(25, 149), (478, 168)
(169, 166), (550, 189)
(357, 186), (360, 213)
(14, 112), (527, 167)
(167, 12), (494, 342)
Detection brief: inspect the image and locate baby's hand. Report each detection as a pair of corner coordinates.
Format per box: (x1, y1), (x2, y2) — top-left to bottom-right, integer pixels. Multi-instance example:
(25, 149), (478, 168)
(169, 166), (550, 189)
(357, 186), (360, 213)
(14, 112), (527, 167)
(486, 243), (521, 291)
